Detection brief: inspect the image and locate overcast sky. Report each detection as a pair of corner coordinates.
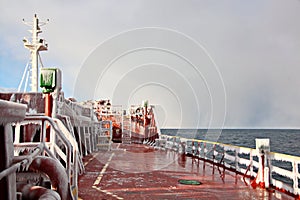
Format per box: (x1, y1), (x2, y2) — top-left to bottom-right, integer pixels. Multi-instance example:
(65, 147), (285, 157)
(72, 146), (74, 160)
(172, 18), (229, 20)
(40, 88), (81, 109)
(0, 0), (300, 129)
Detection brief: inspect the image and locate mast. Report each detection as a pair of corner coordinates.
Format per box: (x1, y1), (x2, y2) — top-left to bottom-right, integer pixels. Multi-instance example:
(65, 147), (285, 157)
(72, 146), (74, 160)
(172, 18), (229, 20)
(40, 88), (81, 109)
(23, 14), (49, 92)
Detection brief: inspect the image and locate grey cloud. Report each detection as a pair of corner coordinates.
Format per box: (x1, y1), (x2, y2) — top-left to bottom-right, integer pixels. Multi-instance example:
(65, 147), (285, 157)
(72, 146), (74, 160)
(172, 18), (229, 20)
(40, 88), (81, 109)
(0, 0), (300, 128)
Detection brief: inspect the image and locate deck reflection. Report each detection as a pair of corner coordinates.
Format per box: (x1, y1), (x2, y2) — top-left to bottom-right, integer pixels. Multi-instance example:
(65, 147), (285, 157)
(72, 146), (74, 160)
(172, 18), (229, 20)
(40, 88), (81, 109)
(78, 143), (293, 200)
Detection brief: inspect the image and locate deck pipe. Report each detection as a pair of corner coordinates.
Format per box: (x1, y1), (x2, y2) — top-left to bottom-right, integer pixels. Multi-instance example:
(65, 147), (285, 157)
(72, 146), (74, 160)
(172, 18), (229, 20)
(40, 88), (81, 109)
(17, 184), (61, 200)
(44, 93), (52, 142)
(45, 93), (53, 117)
(29, 156), (71, 200)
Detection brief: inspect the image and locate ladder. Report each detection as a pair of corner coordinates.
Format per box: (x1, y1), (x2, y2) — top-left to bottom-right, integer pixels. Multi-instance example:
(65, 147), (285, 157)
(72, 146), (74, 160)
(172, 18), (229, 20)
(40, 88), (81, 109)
(122, 114), (132, 144)
(96, 121), (112, 151)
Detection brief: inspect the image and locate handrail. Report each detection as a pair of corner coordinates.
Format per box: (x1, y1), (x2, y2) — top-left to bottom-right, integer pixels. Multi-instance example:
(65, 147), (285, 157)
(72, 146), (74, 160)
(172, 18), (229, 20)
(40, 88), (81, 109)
(0, 143), (44, 181)
(15, 115), (82, 199)
(158, 134), (300, 196)
(23, 115), (73, 173)
(54, 117), (84, 174)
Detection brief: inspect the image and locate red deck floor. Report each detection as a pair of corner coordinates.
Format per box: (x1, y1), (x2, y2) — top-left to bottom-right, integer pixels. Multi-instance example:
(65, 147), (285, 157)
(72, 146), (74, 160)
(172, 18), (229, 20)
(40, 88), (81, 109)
(78, 143), (294, 200)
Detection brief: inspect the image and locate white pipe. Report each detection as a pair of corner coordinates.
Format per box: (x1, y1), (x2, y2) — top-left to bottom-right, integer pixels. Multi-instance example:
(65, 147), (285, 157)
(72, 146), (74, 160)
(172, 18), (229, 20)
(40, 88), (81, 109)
(18, 184), (61, 200)
(29, 156), (72, 200)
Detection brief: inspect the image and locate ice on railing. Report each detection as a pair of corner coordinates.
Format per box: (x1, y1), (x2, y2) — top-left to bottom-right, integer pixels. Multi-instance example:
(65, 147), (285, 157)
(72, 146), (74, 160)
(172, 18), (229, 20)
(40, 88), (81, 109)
(223, 145), (235, 152)
(268, 152), (300, 193)
(270, 152), (300, 163)
(236, 147), (254, 155)
(213, 151), (219, 157)
(158, 134), (300, 196)
(224, 153), (235, 162)
(272, 166), (294, 180)
(165, 136), (300, 195)
(252, 160), (260, 169)
(54, 118), (80, 152)
(63, 99), (93, 119)
(236, 157), (251, 166)
(14, 146), (37, 156)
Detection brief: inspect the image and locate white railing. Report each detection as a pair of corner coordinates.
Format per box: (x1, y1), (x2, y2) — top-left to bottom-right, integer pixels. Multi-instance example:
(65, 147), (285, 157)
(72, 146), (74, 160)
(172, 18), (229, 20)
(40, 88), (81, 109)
(268, 152), (300, 195)
(0, 143), (44, 181)
(157, 134), (300, 196)
(62, 98), (94, 119)
(95, 120), (112, 151)
(14, 115), (83, 199)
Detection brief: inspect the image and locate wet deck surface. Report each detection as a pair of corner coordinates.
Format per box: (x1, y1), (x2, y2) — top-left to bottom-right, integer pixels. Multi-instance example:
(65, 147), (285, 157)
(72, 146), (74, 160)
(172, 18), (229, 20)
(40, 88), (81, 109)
(78, 143), (294, 200)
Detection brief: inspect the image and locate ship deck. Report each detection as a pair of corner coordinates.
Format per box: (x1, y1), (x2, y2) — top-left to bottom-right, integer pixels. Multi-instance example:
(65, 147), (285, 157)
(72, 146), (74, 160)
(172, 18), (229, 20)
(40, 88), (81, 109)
(78, 143), (294, 200)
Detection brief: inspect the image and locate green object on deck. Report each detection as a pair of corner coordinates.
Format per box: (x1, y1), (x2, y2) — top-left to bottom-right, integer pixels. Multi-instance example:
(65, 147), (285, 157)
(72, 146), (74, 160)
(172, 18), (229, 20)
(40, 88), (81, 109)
(40, 68), (56, 93)
(178, 179), (202, 185)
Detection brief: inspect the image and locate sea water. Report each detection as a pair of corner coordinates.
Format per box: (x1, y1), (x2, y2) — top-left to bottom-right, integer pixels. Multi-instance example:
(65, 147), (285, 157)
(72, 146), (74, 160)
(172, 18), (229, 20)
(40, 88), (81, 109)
(161, 129), (300, 157)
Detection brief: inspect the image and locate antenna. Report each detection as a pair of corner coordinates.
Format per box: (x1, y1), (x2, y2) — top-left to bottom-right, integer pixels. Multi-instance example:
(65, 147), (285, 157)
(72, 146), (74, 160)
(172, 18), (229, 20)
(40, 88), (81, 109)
(22, 14), (49, 92)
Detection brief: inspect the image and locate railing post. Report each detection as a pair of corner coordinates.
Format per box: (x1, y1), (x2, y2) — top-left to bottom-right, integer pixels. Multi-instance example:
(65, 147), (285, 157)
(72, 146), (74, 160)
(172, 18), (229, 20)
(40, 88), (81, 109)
(213, 144), (216, 163)
(192, 141), (195, 155)
(48, 120), (55, 153)
(235, 149), (239, 171)
(0, 124), (17, 200)
(255, 138), (270, 189)
(204, 142), (207, 159)
(198, 142), (201, 158)
(180, 139), (186, 154)
(250, 149), (253, 177)
(0, 100), (26, 200)
(292, 161), (299, 195)
(173, 137), (176, 151)
(14, 123), (21, 145)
